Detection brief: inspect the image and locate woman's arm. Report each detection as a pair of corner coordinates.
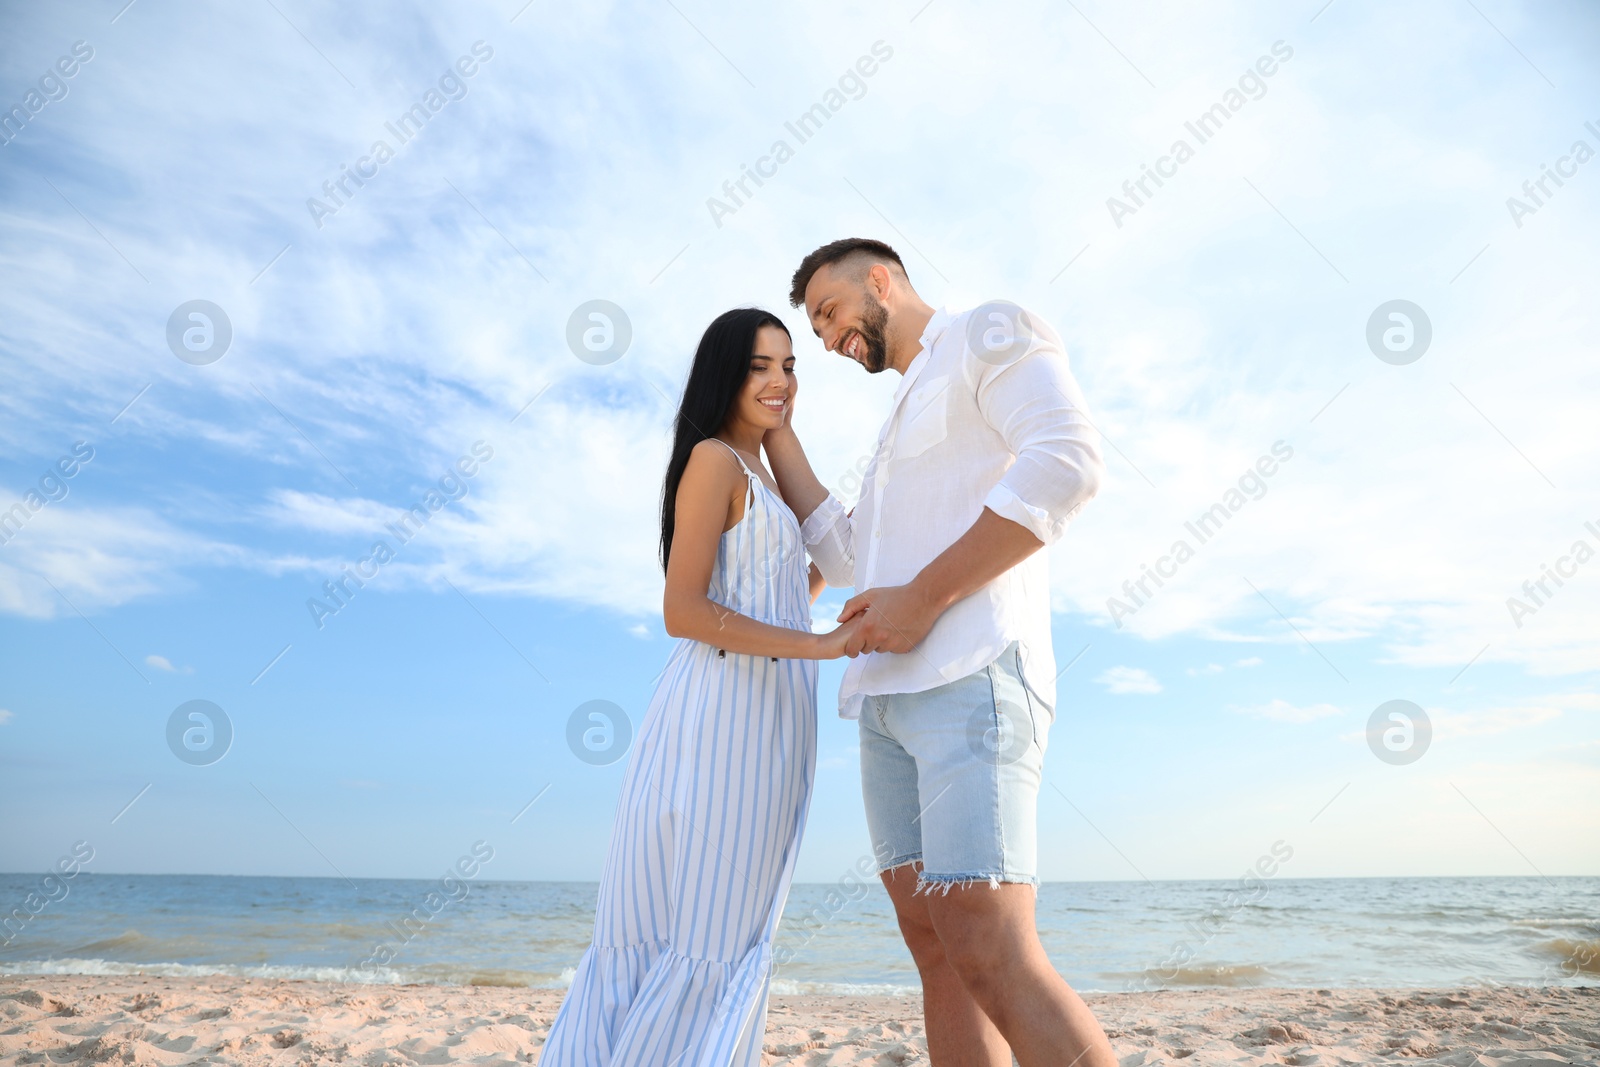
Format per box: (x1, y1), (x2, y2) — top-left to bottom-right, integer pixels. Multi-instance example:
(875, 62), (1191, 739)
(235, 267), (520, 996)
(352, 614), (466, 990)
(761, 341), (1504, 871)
(663, 440), (852, 659)
(764, 422), (856, 588)
(762, 421), (831, 527)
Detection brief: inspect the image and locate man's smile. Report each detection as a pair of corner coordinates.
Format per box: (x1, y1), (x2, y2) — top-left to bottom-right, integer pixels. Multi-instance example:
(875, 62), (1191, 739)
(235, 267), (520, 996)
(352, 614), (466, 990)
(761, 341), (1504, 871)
(840, 330), (864, 361)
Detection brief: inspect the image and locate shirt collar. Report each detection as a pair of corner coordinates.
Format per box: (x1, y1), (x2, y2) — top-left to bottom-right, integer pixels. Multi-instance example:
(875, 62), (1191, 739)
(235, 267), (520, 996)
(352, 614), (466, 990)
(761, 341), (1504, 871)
(890, 306), (953, 408)
(919, 306), (953, 355)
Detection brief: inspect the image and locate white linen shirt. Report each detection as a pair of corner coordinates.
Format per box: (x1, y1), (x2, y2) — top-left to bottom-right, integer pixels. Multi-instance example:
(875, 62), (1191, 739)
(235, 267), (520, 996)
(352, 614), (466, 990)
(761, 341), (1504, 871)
(800, 303), (1105, 719)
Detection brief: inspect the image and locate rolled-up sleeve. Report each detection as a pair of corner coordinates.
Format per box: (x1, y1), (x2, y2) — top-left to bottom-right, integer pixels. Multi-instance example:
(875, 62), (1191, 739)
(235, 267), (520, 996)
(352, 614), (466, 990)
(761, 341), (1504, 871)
(974, 326), (1105, 547)
(799, 492), (857, 587)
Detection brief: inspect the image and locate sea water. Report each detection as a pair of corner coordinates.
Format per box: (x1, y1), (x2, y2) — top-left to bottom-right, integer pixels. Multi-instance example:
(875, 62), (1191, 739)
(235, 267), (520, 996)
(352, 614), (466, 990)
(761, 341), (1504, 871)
(0, 873), (1594, 994)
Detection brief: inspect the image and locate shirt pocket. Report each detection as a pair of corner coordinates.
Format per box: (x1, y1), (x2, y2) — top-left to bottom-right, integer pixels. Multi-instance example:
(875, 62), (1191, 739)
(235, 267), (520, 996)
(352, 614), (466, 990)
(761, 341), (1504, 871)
(893, 376), (950, 460)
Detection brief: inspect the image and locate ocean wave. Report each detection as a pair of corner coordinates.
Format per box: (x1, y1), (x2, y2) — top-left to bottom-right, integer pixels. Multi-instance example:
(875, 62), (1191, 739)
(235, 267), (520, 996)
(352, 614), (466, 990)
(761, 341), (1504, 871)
(1539, 939), (1600, 975)
(0, 957), (569, 988)
(770, 979), (921, 997)
(462, 968), (541, 988)
(0, 958), (389, 984)
(65, 931), (154, 952)
(1128, 963), (1275, 988)
(0, 957), (921, 998)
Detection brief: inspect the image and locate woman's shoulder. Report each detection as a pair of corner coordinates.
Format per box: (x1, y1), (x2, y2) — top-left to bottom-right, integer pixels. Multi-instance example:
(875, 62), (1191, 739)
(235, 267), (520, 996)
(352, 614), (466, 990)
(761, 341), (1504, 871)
(686, 438), (749, 482)
(676, 439), (750, 531)
(676, 439), (749, 508)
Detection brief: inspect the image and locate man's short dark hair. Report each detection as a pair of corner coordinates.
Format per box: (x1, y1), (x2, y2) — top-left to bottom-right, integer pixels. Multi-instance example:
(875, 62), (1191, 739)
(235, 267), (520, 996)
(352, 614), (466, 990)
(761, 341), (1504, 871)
(789, 237), (907, 308)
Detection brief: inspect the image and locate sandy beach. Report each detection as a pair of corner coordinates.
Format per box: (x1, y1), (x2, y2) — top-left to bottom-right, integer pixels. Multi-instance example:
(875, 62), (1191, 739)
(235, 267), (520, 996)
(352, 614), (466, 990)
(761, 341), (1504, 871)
(2, 974), (1595, 1066)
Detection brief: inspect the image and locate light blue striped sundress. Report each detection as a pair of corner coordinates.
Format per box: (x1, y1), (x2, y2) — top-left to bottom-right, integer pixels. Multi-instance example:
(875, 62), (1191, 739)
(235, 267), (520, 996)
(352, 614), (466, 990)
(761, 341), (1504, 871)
(539, 439), (819, 1067)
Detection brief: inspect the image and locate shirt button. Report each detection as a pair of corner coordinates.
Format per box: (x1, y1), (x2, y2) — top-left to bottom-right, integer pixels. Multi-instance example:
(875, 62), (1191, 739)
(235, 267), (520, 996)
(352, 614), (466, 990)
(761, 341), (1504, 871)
(873, 529), (881, 539)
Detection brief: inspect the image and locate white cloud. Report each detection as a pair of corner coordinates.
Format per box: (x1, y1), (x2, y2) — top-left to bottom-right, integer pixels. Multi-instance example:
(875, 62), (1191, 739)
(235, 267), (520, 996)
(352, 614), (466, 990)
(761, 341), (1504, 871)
(1441, 703), (1564, 738)
(1096, 666), (1162, 695)
(0, 710), (12, 725)
(1186, 663), (1224, 676)
(1232, 698), (1344, 723)
(0, 500), (245, 618)
(145, 654), (176, 671)
(1235, 657), (1263, 668)
(1354, 692), (1596, 744)
(1333, 691), (1597, 747)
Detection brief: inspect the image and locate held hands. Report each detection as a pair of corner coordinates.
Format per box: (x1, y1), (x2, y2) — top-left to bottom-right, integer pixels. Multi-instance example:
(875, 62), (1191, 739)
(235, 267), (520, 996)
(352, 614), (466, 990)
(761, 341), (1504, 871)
(814, 612), (869, 659)
(835, 582), (941, 657)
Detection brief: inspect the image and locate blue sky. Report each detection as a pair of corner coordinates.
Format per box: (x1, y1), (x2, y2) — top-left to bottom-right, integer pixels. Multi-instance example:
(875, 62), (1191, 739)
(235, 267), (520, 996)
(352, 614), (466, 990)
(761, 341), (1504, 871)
(1, 0), (1596, 885)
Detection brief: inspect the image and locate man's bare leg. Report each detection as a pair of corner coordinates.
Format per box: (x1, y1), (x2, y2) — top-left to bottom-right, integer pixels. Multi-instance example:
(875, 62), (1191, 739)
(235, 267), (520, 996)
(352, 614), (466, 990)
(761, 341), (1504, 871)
(880, 862), (1010, 1066)
(924, 880), (1118, 1067)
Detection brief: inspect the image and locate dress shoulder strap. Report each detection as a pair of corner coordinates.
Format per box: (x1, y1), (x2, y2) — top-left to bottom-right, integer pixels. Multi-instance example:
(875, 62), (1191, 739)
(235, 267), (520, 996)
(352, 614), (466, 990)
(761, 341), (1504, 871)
(707, 437), (757, 480)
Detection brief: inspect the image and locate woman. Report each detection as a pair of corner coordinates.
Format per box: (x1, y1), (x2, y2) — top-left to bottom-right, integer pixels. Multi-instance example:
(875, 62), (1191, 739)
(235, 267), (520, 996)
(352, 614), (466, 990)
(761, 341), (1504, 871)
(540, 308), (861, 1066)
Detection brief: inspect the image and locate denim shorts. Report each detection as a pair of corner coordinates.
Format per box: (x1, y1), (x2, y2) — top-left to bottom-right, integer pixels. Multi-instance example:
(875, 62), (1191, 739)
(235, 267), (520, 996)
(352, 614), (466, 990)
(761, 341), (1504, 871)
(858, 639), (1054, 895)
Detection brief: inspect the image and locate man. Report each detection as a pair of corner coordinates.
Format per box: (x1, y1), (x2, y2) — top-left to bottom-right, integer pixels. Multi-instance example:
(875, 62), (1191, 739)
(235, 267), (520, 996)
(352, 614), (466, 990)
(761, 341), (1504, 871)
(762, 237), (1115, 1067)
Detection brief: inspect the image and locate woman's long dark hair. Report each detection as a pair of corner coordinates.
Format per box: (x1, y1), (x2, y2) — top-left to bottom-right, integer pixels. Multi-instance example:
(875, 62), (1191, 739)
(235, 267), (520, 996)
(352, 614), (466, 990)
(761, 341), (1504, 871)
(660, 307), (791, 573)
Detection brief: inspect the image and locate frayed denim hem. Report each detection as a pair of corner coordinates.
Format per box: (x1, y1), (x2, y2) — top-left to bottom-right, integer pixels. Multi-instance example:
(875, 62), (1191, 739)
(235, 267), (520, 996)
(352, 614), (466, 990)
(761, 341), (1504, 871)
(912, 871), (1040, 896)
(875, 855), (924, 879)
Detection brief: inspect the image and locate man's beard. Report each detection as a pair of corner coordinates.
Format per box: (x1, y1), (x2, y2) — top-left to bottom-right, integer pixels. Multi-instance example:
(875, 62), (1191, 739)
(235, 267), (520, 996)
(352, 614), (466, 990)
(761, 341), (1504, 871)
(855, 295), (891, 373)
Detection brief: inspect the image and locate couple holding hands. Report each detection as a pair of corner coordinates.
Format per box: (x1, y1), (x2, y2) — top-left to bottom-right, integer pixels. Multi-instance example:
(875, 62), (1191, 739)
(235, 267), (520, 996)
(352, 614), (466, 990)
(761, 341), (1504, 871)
(542, 237), (1116, 1067)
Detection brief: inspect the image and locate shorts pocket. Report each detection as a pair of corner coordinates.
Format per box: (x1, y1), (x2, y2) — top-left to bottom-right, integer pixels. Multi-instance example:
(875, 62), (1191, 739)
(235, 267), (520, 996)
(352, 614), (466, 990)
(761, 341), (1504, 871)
(1015, 645), (1054, 726)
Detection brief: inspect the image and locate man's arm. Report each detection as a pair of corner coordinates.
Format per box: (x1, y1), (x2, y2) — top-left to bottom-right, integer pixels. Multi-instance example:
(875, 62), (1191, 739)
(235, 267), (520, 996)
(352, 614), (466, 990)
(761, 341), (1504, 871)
(840, 324), (1104, 656)
(837, 507), (1044, 656)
